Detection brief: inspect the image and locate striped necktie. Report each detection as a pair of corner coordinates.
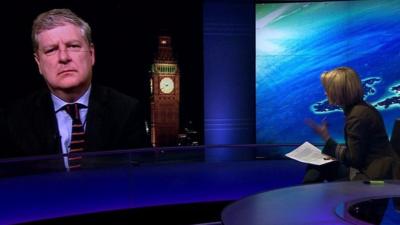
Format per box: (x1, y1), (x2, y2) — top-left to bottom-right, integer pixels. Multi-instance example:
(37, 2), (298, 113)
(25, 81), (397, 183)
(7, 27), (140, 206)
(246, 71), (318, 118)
(64, 103), (86, 169)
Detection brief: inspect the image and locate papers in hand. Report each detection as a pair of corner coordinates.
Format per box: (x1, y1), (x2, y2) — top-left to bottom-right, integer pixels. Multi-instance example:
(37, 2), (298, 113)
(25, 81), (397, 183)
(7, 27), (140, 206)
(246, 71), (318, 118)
(285, 141), (336, 165)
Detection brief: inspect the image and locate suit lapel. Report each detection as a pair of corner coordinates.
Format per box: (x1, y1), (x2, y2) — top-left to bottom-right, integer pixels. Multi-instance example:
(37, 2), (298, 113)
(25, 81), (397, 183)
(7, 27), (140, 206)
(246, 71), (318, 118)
(85, 86), (108, 151)
(32, 90), (62, 155)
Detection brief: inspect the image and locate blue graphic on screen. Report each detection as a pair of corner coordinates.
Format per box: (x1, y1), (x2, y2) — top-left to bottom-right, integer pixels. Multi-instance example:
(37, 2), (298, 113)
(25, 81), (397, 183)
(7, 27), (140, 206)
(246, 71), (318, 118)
(256, 1), (400, 149)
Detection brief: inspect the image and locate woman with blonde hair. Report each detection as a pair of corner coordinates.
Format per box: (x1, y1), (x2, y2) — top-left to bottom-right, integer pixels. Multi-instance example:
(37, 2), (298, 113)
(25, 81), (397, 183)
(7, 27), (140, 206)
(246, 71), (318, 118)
(303, 66), (397, 183)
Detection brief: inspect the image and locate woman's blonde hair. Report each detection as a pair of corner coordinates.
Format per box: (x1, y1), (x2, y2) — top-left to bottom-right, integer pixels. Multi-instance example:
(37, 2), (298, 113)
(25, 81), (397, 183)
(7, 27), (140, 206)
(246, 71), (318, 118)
(321, 66), (364, 107)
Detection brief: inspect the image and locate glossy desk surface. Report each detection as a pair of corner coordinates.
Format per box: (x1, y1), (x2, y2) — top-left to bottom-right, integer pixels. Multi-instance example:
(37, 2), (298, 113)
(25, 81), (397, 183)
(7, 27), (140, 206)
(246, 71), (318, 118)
(0, 155), (305, 225)
(222, 180), (400, 225)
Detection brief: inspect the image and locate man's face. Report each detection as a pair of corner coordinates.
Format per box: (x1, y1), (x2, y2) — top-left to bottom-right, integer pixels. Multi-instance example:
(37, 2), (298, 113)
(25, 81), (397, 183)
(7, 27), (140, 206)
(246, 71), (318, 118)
(34, 23), (95, 95)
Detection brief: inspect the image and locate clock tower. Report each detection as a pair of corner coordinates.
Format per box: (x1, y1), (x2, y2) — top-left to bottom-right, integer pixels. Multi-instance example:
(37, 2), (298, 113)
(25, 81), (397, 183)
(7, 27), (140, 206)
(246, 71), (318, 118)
(150, 36), (180, 147)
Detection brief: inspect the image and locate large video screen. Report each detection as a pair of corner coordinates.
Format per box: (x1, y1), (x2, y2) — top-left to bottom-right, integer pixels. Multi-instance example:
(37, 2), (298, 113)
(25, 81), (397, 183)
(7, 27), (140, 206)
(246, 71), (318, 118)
(256, 1), (400, 148)
(0, 0), (204, 147)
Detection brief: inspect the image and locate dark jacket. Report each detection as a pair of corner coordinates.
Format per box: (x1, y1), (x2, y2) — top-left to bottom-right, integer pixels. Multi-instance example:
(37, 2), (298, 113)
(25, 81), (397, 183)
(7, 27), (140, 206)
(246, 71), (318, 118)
(323, 101), (396, 180)
(0, 85), (150, 174)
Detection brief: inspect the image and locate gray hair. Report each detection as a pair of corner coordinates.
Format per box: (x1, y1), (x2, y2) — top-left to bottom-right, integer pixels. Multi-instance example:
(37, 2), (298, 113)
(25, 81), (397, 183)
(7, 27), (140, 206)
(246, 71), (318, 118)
(32, 8), (92, 52)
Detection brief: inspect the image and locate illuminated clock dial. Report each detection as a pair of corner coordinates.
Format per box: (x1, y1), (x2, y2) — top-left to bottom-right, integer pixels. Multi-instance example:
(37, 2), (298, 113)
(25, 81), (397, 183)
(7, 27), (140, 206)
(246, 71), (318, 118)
(160, 77), (174, 94)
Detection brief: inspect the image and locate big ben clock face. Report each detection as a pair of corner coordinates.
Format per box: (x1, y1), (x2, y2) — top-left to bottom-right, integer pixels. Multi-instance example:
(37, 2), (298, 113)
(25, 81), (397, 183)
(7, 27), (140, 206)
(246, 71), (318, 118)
(160, 77), (174, 94)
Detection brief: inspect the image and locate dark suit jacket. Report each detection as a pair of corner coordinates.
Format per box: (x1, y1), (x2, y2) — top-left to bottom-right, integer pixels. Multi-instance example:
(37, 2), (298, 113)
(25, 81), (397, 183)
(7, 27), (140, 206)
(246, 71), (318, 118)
(0, 85), (150, 174)
(323, 101), (397, 180)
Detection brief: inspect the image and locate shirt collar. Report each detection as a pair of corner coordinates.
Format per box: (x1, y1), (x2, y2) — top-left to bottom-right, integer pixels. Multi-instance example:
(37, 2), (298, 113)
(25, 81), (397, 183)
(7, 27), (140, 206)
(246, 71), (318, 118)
(51, 85), (91, 112)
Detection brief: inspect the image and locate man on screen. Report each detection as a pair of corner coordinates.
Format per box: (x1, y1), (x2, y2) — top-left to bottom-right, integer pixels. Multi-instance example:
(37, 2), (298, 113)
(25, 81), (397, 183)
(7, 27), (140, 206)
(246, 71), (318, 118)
(0, 8), (149, 171)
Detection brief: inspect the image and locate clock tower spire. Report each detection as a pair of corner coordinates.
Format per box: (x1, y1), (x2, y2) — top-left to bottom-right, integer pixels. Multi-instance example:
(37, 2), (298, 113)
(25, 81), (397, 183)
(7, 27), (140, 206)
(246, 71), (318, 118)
(150, 35), (180, 147)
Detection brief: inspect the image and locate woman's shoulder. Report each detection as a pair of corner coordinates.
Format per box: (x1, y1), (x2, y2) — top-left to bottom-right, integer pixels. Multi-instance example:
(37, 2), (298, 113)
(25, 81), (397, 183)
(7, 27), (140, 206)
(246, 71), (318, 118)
(348, 101), (380, 120)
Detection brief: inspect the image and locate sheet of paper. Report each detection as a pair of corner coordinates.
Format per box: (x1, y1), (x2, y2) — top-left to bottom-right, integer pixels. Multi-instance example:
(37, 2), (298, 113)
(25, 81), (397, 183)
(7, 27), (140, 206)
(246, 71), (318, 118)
(285, 141), (336, 165)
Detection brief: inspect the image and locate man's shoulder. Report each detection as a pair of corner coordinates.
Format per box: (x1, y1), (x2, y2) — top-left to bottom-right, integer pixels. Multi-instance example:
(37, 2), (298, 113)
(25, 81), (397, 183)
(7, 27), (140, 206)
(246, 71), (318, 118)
(91, 85), (139, 107)
(6, 89), (51, 113)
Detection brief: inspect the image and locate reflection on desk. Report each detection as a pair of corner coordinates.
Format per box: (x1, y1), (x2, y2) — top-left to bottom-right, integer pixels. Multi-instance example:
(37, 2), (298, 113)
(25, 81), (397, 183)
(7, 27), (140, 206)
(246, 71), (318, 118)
(0, 145), (306, 225)
(336, 196), (400, 225)
(222, 180), (400, 225)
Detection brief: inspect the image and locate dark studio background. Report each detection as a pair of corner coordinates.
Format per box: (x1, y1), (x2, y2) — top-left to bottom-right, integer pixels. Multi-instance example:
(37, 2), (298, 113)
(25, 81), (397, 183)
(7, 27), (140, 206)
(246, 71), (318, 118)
(0, 0), (204, 143)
